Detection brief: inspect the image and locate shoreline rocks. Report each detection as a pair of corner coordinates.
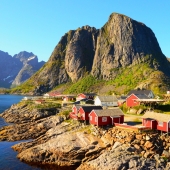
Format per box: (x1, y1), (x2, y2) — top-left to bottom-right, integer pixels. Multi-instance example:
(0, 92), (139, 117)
(1, 103), (170, 169)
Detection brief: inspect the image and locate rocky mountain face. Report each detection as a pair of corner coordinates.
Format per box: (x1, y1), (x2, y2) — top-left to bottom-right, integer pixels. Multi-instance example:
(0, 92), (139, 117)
(14, 13), (170, 94)
(0, 51), (45, 88)
(91, 13), (170, 79)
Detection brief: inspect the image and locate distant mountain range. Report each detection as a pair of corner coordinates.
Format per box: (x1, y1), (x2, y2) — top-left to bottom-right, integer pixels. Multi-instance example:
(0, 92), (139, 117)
(0, 51), (45, 88)
(9, 13), (170, 95)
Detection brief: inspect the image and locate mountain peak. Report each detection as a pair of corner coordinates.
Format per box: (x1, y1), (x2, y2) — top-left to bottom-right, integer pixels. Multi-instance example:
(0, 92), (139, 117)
(9, 13), (170, 94)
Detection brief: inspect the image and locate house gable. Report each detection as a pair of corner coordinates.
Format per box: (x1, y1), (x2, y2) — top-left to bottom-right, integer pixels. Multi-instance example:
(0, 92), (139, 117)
(126, 94), (139, 107)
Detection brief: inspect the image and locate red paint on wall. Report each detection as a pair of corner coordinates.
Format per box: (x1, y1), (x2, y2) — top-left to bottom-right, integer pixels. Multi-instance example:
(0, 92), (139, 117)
(126, 94), (140, 107)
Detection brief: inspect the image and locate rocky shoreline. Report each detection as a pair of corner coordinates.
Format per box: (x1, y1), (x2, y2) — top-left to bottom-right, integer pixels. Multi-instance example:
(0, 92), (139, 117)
(1, 102), (170, 169)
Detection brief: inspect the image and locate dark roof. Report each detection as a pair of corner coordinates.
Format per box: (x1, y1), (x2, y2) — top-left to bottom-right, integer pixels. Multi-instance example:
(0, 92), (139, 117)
(80, 106), (103, 112)
(117, 96), (127, 100)
(93, 108), (124, 117)
(83, 93), (96, 96)
(127, 90), (153, 96)
(74, 101), (81, 104)
(73, 105), (82, 109)
(135, 94), (150, 99)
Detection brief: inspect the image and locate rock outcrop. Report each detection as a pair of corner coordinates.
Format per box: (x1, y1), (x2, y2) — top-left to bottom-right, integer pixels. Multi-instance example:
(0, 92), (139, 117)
(1, 102), (170, 169)
(65, 26), (98, 82)
(91, 13), (170, 79)
(0, 103), (62, 141)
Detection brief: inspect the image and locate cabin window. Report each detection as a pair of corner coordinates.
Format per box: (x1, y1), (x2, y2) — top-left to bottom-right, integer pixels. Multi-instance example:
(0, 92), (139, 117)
(158, 122), (163, 126)
(95, 117), (97, 122)
(102, 117), (107, 122)
(90, 116), (92, 121)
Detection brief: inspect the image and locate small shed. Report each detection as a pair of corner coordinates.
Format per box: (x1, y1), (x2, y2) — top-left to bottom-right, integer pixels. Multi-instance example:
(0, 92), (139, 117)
(89, 108), (124, 126)
(142, 112), (170, 132)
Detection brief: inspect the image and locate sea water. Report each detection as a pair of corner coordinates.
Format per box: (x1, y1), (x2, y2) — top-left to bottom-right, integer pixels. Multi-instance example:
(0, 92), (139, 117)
(0, 94), (41, 170)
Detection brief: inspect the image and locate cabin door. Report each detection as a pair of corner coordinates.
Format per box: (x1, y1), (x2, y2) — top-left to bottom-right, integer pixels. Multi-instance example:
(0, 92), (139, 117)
(151, 120), (157, 129)
(113, 117), (120, 123)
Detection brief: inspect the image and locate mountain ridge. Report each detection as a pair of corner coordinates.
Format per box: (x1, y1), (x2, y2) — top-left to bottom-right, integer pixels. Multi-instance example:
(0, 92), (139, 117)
(9, 13), (170, 95)
(0, 50), (45, 88)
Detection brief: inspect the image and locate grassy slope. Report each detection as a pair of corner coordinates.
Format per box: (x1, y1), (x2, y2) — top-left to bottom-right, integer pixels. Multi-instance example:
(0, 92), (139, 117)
(8, 62), (170, 95)
(62, 63), (170, 95)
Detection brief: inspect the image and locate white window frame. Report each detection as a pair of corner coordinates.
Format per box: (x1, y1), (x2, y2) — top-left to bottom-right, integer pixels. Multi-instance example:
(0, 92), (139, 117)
(102, 117), (107, 122)
(158, 121), (163, 127)
(90, 116), (92, 121)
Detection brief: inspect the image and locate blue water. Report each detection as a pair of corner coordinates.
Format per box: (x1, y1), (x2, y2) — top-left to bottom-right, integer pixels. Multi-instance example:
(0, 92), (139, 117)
(0, 94), (41, 170)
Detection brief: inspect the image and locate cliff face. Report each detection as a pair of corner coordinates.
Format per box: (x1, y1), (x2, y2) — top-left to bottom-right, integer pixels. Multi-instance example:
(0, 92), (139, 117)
(65, 26), (98, 82)
(14, 13), (170, 94)
(31, 26), (99, 93)
(0, 51), (45, 88)
(91, 13), (170, 79)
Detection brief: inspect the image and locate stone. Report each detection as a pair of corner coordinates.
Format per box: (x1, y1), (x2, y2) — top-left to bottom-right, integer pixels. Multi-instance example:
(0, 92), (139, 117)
(112, 141), (121, 149)
(136, 134), (143, 140)
(127, 147), (136, 152)
(162, 150), (170, 157)
(144, 141), (153, 149)
(145, 135), (150, 141)
(140, 140), (145, 145)
(144, 151), (151, 158)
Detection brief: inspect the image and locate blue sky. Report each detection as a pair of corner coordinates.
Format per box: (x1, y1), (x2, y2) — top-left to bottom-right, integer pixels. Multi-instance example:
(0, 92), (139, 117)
(0, 1), (169, 62)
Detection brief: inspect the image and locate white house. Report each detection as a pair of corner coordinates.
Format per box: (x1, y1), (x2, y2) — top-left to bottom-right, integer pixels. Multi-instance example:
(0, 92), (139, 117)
(94, 95), (118, 107)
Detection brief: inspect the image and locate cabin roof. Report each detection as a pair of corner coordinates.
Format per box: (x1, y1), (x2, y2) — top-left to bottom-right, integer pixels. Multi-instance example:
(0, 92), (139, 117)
(135, 94), (150, 99)
(73, 105), (82, 110)
(96, 95), (118, 102)
(142, 111), (170, 122)
(78, 93), (96, 96)
(127, 90), (153, 96)
(93, 108), (124, 117)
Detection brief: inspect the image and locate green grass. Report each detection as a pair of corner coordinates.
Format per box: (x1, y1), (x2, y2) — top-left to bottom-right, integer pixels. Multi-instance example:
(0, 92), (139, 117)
(63, 75), (99, 94)
(17, 100), (61, 110)
(8, 57), (170, 95)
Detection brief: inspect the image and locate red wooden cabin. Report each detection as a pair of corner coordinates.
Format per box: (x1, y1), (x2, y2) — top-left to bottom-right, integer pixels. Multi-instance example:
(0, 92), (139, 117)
(89, 108), (124, 126)
(142, 112), (170, 132)
(69, 105), (82, 120)
(126, 94), (149, 107)
(78, 106), (102, 121)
